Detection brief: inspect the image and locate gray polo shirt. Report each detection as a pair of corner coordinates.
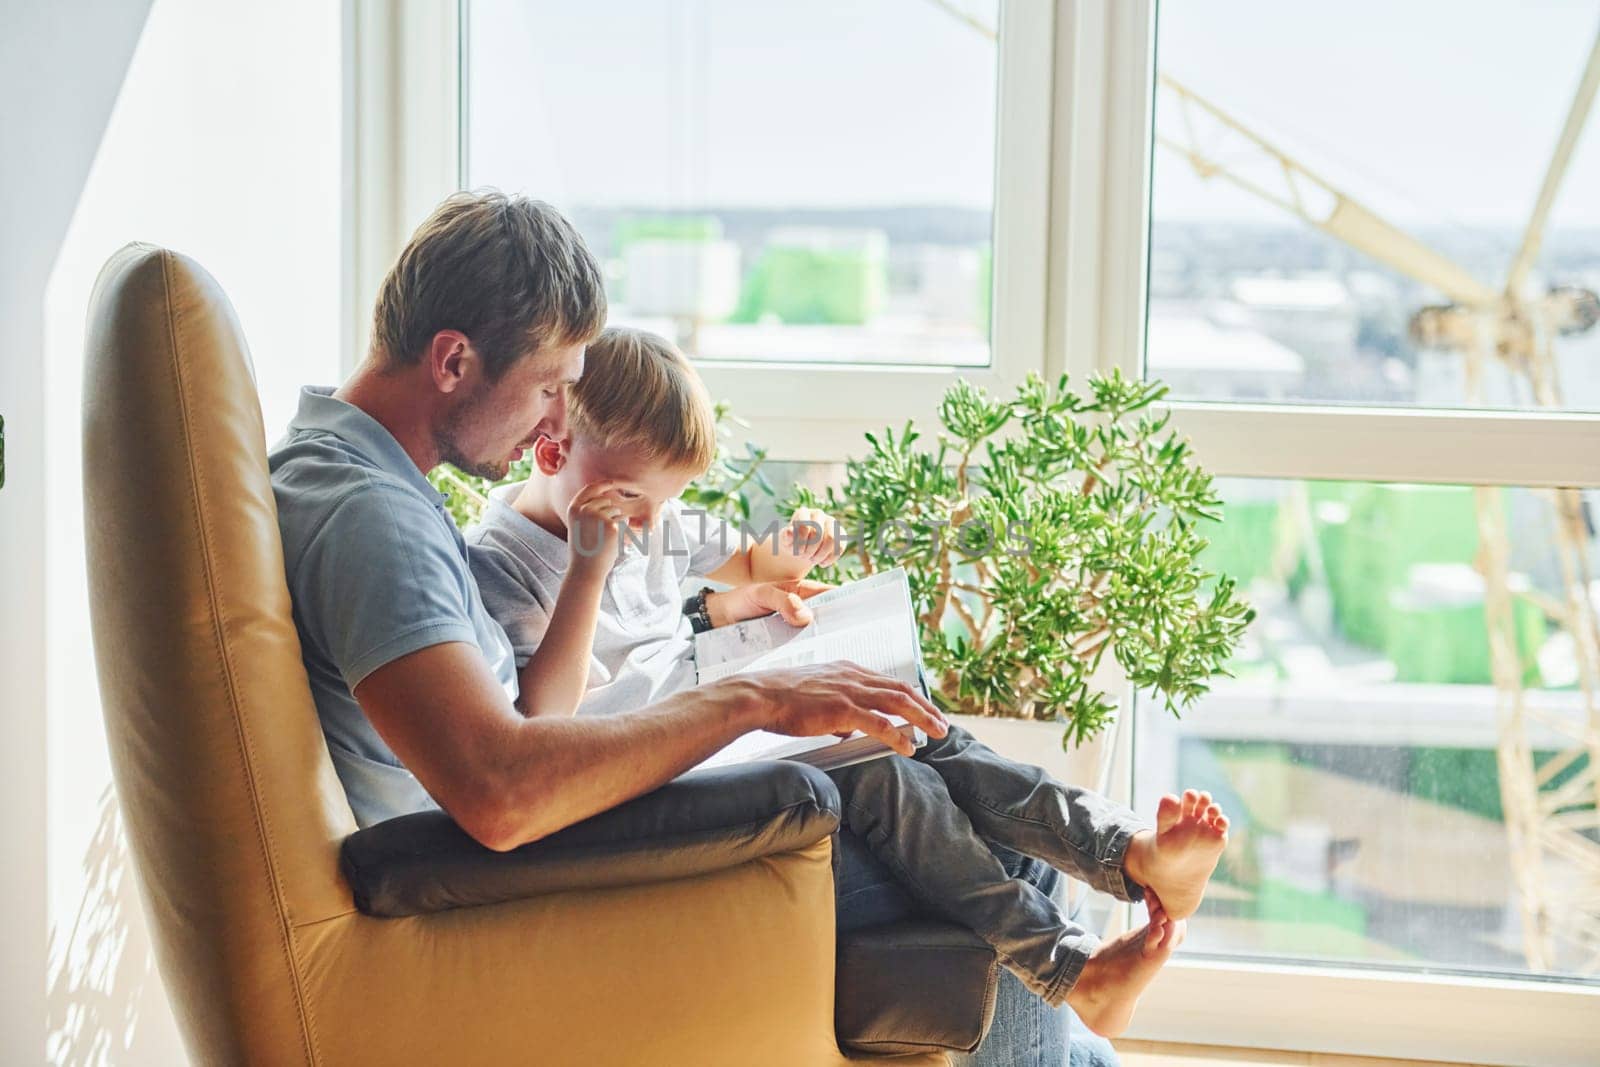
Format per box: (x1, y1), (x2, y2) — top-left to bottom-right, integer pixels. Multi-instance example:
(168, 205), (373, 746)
(466, 484), (736, 717)
(269, 387), (517, 827)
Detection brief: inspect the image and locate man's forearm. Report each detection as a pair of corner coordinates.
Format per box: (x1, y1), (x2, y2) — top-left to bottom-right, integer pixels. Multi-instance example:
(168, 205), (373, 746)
(477, 677), (768, 849)
(355, 643), (943, 854)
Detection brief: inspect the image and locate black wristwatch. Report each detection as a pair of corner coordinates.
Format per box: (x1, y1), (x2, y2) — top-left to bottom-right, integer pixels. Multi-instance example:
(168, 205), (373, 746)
(683, 586), (716, 633)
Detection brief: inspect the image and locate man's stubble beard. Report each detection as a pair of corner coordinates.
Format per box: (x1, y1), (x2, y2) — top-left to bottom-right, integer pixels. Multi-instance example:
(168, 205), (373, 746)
(436, 391), (512, 481)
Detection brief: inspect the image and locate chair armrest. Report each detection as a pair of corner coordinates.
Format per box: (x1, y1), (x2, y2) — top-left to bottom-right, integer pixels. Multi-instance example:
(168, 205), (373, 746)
(341, 760), (841, 917)
(836, 919), (1000, 1056)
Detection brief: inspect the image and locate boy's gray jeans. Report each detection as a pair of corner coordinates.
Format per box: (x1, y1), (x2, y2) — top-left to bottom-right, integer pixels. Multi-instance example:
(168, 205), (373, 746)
(830, 724), (1148, 1023)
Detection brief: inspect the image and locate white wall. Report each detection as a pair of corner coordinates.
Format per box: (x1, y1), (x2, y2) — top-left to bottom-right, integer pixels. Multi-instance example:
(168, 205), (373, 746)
(5, 1), (344, 1061)
(1, 2), (154, 1059)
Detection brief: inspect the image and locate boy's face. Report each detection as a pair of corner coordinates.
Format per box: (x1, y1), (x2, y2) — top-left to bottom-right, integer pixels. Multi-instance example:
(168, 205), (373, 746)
(539, 433), (703, 533)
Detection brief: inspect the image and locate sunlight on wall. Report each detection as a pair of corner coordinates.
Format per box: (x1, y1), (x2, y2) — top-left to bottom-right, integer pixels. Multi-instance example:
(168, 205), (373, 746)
(42, 2), (341, 1061)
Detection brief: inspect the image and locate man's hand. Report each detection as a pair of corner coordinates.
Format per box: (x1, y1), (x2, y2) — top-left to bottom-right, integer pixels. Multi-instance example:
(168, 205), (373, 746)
(706, 578), (832, 628)
(725, 660), (949, 757)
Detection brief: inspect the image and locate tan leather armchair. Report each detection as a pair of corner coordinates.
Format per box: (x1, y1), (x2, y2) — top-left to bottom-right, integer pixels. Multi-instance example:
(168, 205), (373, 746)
(82, 245), (990, 1066)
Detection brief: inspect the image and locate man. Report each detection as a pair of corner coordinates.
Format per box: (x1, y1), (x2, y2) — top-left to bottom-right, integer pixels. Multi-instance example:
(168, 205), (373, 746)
(270, 189), (1102, 1065)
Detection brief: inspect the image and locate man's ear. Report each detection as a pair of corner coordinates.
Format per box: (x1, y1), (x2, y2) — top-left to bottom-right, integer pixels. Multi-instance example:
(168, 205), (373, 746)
(532, 434), (567, 475)
(427, 329), (476, 394)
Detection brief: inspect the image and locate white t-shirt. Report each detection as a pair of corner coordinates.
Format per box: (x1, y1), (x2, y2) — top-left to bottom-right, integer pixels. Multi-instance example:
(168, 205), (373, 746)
(465, 483), (738, 717)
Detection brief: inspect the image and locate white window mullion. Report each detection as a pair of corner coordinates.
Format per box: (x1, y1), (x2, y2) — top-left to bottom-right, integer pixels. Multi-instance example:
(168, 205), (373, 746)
(1045, 1), (1158, 927)
(1097, 0), (1156, 381)
(986, 0), (1056, 389)
(1047, 0), (1155, 385)
(1046, 0), (1109, 382)
(344, 0), (460, 375)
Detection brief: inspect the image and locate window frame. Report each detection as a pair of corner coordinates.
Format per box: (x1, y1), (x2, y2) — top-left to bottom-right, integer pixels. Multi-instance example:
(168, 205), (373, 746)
(1087, 2), (1600, 1061)
(361, 0), (1058, 442)
(687, 0), (1055, 453)
(355, 1), (1600, 1059)
(342, 0), (462, 374)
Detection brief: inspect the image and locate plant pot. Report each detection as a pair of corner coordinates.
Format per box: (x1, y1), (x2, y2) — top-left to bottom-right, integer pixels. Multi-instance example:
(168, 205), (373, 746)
(944, 657), (1126, 794)
(947, 714), (1116, 793)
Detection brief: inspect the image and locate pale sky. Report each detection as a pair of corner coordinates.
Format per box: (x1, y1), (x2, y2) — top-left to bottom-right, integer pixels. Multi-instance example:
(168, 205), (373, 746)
(467, 0), (1000, 210)
(467, 0), (1600, 231)
(1153, 0), (1600, 230)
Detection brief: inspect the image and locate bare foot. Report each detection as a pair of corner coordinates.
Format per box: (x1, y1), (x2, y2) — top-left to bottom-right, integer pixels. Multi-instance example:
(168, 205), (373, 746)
(1125, 789), (1229, 921)
(1065, 900), (1186, 1038)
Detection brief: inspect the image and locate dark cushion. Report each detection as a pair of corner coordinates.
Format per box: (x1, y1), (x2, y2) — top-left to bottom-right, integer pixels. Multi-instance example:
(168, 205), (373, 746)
(342, 759), (999, 1054)
(835, 919), (1000, 1056)
(341, 760), (842, 917)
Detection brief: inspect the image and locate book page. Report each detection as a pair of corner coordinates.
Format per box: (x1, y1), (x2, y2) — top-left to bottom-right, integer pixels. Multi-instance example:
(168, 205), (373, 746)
(688, 568), (929, 773)
(693, 728), (839, 770)
(694, 569), (924, 691)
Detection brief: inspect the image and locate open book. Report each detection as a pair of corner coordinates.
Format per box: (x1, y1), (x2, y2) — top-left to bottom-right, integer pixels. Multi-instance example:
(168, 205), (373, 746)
(691, 567), (930, 773)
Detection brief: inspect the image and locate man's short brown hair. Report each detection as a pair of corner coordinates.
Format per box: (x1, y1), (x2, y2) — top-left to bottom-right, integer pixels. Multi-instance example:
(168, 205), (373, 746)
(372, 189), (607, 379)
(569, 328), (717, 473)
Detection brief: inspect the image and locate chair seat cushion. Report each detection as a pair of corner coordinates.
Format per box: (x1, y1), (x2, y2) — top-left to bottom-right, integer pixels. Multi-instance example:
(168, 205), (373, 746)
(341, 760), (841, 916)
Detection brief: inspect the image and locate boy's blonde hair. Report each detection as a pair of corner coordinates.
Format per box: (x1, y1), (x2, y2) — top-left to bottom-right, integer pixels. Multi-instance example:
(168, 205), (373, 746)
(569, 328), (717, 473)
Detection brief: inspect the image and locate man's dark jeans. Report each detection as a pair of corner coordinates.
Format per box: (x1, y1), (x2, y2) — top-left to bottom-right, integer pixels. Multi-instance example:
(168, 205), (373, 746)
(834, 829), (1120, 1066)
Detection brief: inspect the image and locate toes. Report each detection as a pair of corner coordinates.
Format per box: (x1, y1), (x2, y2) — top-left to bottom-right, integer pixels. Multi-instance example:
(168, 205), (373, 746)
(1157, 794), (1183, 832)
(1181, 789), (1200, 817)
(1205, 804), (1222, 825)
(1195, 792), (1213, 817)
(1213, 814), (1230, 835)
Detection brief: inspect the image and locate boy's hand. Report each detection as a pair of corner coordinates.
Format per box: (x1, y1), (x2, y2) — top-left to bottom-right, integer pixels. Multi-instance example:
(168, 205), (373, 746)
(706, 579), (832, 628)
(566, 481), (624, 578)
(766, 507), (841, 580)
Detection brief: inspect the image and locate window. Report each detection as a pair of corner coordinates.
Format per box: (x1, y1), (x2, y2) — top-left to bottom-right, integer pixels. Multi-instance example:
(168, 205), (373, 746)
(365, 1), (1600, 1057)
(1137, 478), (1597, 978)
(1129, 1), (1600, 1059)
(1148, 0), (1600, 413)
(466, 0), (999, 368)
(459, 0), (1056, 453)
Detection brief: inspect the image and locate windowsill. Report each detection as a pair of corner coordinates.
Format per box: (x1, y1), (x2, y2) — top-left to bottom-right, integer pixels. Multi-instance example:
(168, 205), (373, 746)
(1114, 1037), (1467, 1067)
(1126, 956), (1600, 1066)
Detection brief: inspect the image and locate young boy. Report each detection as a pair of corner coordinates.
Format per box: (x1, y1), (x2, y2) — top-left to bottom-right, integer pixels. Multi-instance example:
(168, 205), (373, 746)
(466, 327), (1230, 1038)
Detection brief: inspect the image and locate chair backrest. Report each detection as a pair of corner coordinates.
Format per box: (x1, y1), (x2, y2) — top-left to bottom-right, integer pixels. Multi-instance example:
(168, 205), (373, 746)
(83, 245), (355, 1063)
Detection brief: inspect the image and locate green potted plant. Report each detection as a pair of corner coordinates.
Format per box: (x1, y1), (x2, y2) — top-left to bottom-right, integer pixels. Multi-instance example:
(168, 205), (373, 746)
(787, 370), (1254, 781)
(431, 371), (1250, 788)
